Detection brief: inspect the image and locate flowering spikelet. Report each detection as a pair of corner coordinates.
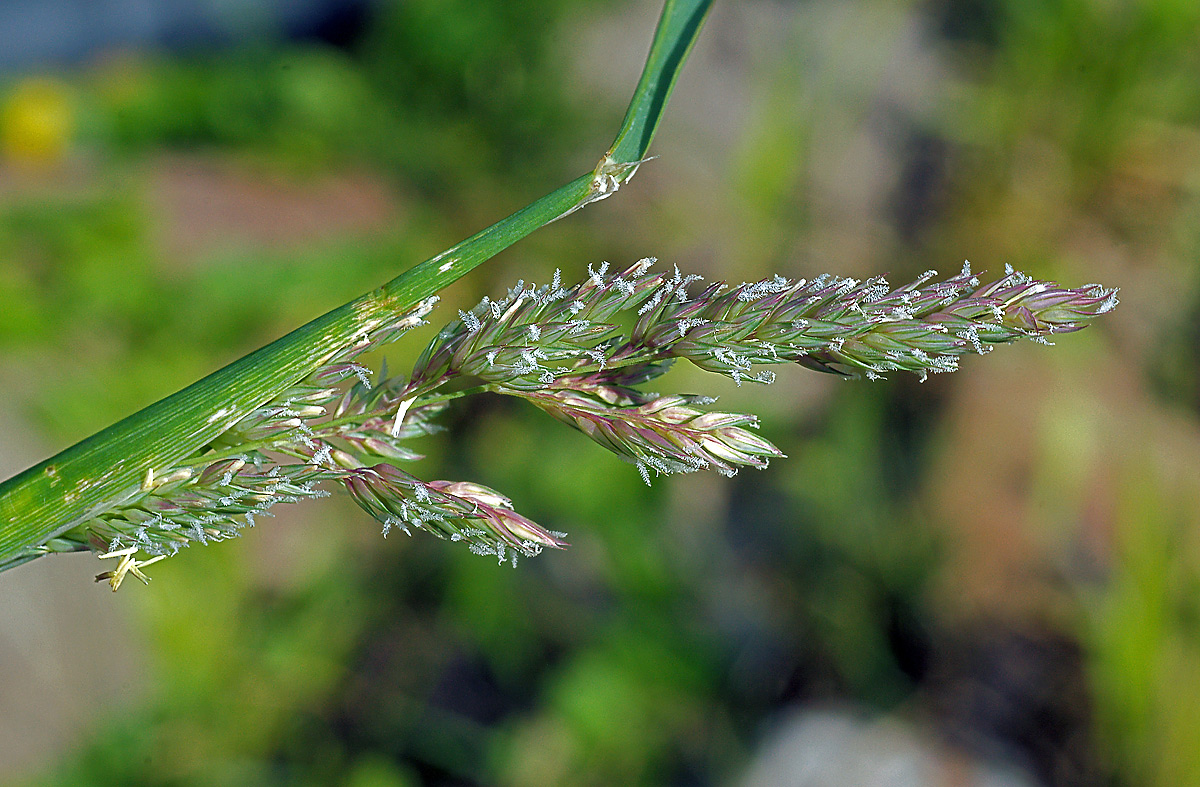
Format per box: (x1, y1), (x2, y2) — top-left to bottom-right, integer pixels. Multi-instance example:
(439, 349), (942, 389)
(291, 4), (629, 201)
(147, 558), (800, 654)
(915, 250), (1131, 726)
(343, 464), (567, 564)
(526, 385), (783, 480)
(91, 460), (329, 552)
(81, 459), (331, 589)
(408, 259), (663, 392)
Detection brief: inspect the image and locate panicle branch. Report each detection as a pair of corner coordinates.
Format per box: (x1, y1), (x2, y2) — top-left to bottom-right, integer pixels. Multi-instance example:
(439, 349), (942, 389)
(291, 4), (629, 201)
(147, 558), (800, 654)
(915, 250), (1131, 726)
(411, 258), (1118, 392)
(626, 259), (1118, 383)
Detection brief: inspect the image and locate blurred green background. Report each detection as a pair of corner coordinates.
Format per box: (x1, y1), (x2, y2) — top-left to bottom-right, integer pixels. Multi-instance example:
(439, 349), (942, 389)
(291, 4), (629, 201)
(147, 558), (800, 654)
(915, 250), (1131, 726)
(0, 0), (1197, 785)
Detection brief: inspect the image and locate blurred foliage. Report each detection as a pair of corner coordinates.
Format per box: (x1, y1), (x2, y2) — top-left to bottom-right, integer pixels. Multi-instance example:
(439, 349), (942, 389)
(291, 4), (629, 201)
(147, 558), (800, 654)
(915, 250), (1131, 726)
(2, 0), (1199, 785)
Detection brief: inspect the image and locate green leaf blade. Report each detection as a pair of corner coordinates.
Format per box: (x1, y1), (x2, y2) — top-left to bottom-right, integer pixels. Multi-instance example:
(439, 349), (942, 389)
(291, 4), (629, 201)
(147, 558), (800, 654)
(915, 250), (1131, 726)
(608, 0), (713, 165)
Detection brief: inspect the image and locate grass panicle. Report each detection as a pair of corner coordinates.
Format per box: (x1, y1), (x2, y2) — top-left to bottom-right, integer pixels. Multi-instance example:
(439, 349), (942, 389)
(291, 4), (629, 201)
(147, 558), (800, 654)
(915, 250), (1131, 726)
(0, 0), (1120, 590)
(25, 259), (1115, 589)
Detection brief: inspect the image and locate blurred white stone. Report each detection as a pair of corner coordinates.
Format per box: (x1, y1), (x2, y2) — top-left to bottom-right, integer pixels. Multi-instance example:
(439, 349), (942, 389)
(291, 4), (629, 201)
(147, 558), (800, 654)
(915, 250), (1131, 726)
(739, 705), (1037, 787)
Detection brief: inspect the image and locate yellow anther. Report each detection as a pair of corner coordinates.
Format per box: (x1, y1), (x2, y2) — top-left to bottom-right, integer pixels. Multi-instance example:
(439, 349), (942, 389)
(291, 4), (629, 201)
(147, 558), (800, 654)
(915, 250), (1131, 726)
(95, 547), (167, 591)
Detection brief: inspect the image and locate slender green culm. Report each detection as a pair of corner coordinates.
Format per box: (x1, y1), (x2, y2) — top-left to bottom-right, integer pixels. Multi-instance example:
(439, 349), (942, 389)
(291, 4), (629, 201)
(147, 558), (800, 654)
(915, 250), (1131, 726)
(0, 0), (715, 573)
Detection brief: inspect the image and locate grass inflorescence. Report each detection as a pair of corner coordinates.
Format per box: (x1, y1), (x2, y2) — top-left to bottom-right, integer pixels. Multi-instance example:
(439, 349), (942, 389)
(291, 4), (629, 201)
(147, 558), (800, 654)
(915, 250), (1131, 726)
(48, 258), (1114, 588)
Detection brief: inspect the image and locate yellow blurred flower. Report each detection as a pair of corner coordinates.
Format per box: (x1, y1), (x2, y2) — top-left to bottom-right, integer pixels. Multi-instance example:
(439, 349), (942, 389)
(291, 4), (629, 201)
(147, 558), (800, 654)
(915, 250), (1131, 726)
(1, 77), (74, 166)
